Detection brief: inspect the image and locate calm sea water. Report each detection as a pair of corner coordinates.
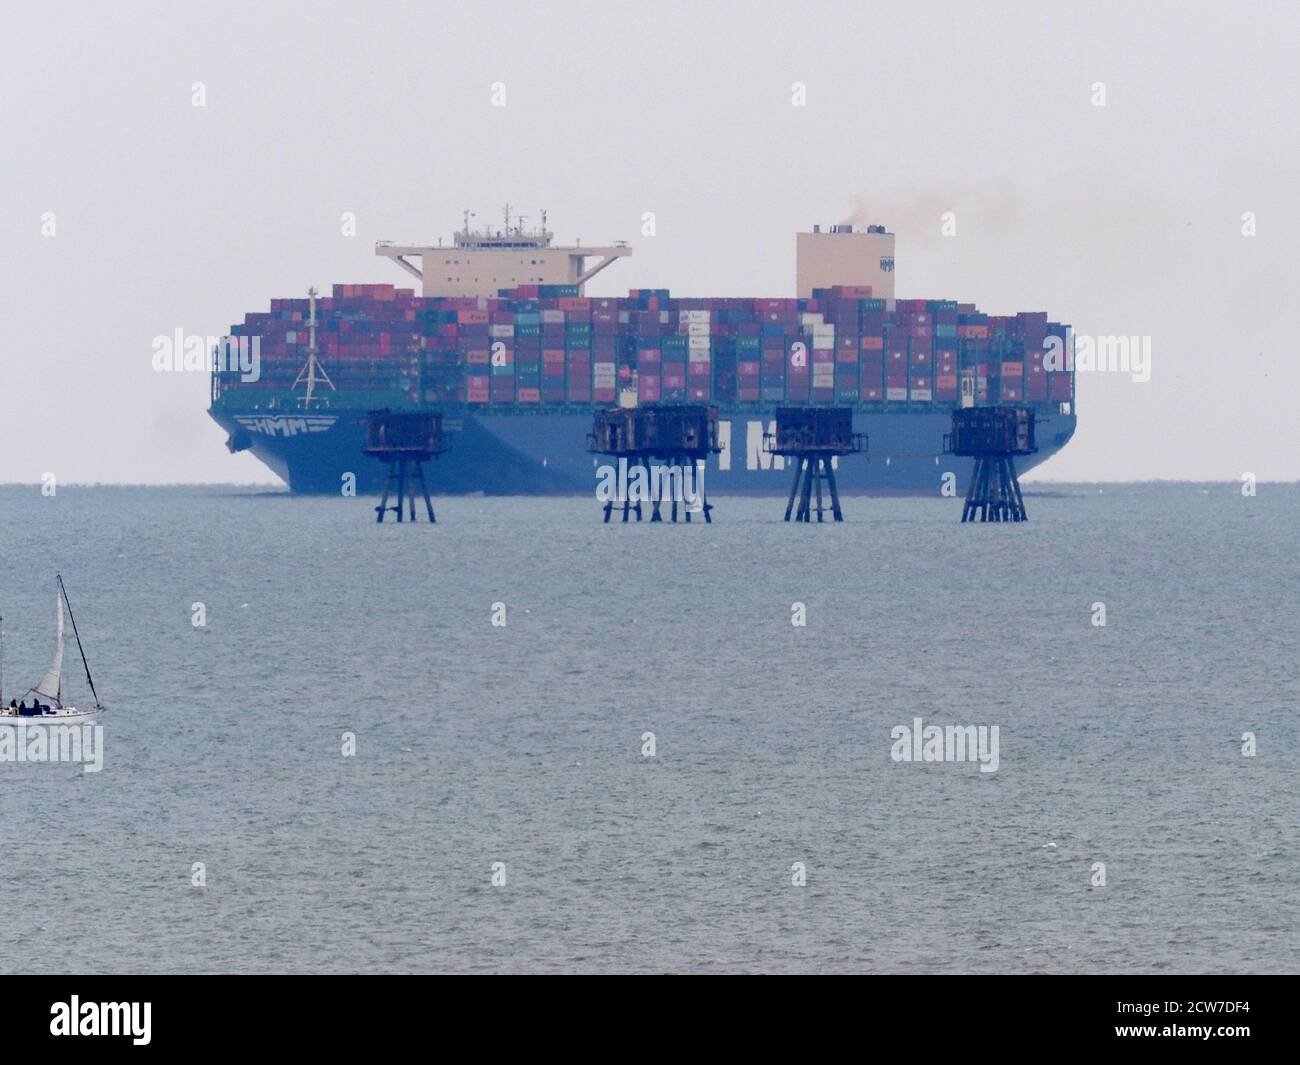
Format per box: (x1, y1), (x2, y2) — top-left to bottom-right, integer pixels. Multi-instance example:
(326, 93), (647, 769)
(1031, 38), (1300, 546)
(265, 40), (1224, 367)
(0, 483), (1295, 974)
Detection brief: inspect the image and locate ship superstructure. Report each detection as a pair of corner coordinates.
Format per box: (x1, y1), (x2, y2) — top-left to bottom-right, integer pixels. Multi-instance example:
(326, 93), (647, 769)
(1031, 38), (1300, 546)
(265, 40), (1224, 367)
(374, 205), (631, 298)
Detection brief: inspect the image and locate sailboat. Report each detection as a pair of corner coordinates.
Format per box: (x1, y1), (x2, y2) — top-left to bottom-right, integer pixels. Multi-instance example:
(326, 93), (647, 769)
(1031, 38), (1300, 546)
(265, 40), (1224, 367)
(1, 575), (104, 720)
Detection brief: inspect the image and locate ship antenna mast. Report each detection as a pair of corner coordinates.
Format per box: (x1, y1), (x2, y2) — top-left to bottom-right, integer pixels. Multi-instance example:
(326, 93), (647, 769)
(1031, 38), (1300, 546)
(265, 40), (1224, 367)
(293, 285), (336, 408)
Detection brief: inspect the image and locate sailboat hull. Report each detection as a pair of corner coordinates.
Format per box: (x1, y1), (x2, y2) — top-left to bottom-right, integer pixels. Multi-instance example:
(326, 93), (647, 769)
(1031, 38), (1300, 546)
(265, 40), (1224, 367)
(2, 706), (101, 722)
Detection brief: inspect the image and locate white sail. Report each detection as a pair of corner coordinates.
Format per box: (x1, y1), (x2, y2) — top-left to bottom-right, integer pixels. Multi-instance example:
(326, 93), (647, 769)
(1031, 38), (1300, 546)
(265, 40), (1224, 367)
(33, 584), (64, 703)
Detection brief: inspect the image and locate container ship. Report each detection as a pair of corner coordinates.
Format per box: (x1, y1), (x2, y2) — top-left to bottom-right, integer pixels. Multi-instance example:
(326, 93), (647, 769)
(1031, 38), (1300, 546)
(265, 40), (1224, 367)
(209, 209), (1076, 494)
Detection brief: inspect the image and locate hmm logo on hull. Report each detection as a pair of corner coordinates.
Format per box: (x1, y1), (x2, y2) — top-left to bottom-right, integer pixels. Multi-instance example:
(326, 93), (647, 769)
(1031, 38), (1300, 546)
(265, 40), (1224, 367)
(234, 415), (338, 438)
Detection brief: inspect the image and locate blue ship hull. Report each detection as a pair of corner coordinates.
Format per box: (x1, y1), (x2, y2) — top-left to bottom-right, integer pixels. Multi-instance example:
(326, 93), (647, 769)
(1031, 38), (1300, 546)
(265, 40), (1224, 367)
(213, 405), (1076, 494)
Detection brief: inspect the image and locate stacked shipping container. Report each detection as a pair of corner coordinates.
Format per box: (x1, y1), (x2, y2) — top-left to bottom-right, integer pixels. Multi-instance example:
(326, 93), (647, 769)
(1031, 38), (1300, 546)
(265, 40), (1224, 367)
(221, 283), (1073, 410)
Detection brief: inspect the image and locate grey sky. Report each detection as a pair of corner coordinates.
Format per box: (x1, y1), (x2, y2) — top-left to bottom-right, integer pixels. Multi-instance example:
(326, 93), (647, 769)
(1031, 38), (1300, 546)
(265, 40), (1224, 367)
(2, 0), (1297, 483)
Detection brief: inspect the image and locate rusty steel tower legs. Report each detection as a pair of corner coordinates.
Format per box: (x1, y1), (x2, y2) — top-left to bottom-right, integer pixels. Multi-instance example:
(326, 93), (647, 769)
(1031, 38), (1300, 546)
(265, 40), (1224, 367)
(961, 455), (1028, 522)
(784, 455), (845, 523)
(600, 456), (712, 524)
(768, 409), (864, 523)
(375, 457), (436, 523)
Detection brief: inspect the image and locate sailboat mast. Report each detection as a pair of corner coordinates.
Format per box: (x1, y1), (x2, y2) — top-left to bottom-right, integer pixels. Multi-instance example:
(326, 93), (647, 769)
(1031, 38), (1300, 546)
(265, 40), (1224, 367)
(57, 575), (101, 710)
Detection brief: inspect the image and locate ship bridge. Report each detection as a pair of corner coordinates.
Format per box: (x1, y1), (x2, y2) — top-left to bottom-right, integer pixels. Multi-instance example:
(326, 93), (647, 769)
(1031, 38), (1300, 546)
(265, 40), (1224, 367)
(376, 206), (630, 297)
